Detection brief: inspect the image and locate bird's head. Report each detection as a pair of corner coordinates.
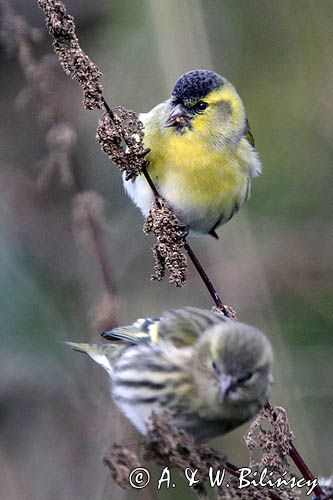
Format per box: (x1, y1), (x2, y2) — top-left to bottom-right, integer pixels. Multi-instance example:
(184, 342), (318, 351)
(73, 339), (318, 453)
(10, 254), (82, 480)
(193, 321), (273, 412)
(165, 69), (246, 145)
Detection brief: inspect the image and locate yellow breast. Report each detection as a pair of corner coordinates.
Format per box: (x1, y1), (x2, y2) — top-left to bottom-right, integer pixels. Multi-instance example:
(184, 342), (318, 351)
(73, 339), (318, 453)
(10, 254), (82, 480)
(146, 128), (248, 209)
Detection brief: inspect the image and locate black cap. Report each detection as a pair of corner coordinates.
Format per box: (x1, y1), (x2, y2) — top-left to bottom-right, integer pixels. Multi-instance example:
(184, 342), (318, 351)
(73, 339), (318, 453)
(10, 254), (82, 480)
(172, 69), (223, 104)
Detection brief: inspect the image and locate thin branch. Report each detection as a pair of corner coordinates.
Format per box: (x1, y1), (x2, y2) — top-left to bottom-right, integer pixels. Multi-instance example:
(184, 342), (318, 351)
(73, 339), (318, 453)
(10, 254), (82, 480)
(289, 442), (324, 498)
(141, 166), (160, 198)
(87, 212), (118, 299)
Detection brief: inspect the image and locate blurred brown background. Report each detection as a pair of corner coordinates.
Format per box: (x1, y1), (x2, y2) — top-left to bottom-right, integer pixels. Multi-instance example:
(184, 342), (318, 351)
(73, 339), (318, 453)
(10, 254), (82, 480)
(1, 1), (332, 499)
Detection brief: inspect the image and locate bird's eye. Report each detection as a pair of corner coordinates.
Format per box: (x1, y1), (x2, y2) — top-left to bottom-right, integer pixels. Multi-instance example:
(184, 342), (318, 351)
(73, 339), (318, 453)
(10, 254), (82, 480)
(193, 101), (209, 113)
(212, 361), (220, 374)
(238, 372), (253, 384)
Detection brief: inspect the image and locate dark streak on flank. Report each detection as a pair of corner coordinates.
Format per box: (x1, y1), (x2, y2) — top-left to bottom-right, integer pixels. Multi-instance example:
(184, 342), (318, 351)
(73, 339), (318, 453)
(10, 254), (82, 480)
(115, 377), (189, 390)
(114, 379), (167, 390)
(114, 361), (183, 374)
(113, 393), (178, 406)
(113, 394), (159, 405)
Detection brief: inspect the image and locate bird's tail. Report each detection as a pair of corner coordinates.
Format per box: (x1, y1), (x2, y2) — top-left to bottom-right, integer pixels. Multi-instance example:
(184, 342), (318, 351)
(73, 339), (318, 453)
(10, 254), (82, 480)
(65, 342), (121, 375)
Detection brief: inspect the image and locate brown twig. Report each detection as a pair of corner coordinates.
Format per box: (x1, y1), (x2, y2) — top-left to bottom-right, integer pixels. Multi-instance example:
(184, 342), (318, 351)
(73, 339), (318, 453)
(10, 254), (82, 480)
(264, 404), (324, 498)
(71, 191), (119, 329)
(289, 442), (324, 498)
(87, 213), (117, 299)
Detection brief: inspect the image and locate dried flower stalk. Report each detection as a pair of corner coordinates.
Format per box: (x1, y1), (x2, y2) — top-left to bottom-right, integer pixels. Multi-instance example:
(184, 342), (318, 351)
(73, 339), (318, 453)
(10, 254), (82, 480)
(105, 413), (284, 500)
(212, 304), (237, 320)
(143, 197), (188, 286)
(37, 0), (103, 110)
(37, 122), (77, 190)
(72, 190), (120, 328)
(96, 106), (150, 181)
(103, 444), (140, 490)
(0, 0), (57, 123)
(245, 406), (299, 499)
(245, 405), (293, 472)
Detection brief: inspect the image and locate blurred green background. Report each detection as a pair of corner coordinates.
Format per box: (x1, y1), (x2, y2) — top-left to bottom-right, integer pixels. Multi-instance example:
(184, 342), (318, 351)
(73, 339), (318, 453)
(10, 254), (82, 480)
(1, 1), (332, 499)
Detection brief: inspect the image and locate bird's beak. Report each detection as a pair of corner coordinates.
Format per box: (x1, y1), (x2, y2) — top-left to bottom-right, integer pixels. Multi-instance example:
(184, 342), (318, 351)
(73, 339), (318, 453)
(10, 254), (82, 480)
(219, 374), (233, 403)
(164, 103), (192, 128)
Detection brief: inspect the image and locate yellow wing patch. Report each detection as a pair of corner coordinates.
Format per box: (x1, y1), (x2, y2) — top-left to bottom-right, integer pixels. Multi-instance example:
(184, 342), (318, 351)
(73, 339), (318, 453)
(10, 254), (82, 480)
(149, 323), (159, 344)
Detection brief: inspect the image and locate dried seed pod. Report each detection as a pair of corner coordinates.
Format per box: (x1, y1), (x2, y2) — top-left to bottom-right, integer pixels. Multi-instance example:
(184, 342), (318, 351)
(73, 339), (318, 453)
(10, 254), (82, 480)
(37, 0), (103, 109)
(143, 197), (188, 287)
(96, 107), (149, 180)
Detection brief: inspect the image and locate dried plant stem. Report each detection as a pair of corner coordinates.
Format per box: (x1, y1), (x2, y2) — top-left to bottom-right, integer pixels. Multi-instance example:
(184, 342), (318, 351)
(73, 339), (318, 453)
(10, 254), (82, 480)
(101, 96), (116, 121)
(106, 415), (284, 500)
(71, 168), (117, 301)
(264, 403), (324, 497)
(143, 169), (226, 308)
(223, 462), (282, 500)
(141, 167), (160, 198)
(183, 240), (224, 308)
(87, 212), (117, 299)
(289, 442), (323, 497)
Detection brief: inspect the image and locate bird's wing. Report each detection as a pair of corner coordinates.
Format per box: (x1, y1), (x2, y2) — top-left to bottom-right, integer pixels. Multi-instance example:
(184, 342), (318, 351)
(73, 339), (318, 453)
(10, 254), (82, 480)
(157, 307), (227, 347)
(244, 118), (255, 147)
(103, 308), (227, 349)
(65, 342), (122, 374)
(103, 317), (161, 345)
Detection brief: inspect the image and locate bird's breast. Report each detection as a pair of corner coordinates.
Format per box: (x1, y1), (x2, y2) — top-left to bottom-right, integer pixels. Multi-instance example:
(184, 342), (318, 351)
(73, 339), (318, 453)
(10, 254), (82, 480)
(146, 134), (249, 232)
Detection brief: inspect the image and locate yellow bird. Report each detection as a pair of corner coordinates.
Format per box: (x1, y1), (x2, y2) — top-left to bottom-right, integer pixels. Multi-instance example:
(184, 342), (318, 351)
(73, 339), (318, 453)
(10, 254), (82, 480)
(124, 69), (261, 237)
